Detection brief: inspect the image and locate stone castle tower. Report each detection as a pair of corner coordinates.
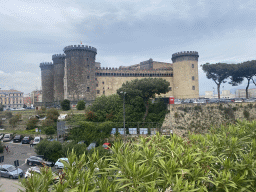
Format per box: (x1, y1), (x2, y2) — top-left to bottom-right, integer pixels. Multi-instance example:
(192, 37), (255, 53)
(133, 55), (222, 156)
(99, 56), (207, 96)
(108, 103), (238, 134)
(39, 62), (54, 102)
(172, 51), (199, 99)
(63, 45), (97, 101)
(52, 54), (65, 102)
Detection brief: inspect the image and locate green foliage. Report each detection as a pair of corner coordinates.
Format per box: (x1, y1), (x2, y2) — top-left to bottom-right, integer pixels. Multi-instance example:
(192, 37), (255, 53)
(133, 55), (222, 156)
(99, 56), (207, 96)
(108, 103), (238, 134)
(46, 108), (59, 122)
(68, 121), (113, 145)
(0, 104), (4, 111)
(76, 100), (86, 110)
(8, 113), (21, 128)
(4, 111), (12, 118)
(61, 99), (70, 111)
(35, 140), (63, 162)
(42, 118), (55, 127)
(243, 109), (250, 120)
(44, 126), (56, 135)
(22, 120), (256, 191)
(117, 78), (170, 121)
(85, 111), (98, 122)
(26, 117), (39, 130)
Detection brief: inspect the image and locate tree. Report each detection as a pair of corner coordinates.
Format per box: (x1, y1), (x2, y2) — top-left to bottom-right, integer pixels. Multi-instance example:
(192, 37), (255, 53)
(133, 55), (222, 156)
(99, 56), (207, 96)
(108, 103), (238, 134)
(9, 114), (21, 128)
(46, 108), (59, 122)
(230, 61), (256, 98)
(0, 104), (4, 111)
(61, 99), (70, 111)
(201, 63), (232, 99)
(26, 117), (39, 130)
(117, 78), (170, 121)
(76, 100), (86, 110)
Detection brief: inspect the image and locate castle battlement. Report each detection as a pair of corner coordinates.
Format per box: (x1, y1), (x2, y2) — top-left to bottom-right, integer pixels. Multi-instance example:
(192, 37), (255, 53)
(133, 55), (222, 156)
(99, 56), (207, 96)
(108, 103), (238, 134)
(40, 62), (53, 69)
(95, 67), (172, 71)
(172, 51), (199, 63)
(63, 45), (97, 53)
(52, 54), (65, 59)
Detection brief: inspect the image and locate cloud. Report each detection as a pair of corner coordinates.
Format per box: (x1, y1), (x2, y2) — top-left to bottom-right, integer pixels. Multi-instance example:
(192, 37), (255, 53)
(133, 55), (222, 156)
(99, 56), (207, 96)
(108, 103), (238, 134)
(0, 71), (41, 94)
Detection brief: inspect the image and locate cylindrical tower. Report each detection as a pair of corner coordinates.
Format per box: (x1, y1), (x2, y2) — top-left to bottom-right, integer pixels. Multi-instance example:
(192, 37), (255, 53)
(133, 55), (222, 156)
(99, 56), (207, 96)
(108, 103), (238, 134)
(172, 51), (199, 99)
(63, 45), (97, 101)
(52, 54), (65, 102)
(40, 62), (54, 102)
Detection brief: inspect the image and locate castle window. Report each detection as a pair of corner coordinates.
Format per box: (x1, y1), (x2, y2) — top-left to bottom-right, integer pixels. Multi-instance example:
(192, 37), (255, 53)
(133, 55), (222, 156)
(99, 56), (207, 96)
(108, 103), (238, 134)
(87, 58), (88, 61)
(192, 64), (194, 68)
(95, 78), (97, 81)
(96, 84), (98, 87)
(192, 76), (195, 80)
(97, 90), (100, 94)
(103, 87), (104, 90)
(87, 87), (90, 92)
(87, 76), (90, 79)
(169, 87), (172, 91)
(103, 90), (105, 95)
(192, 86), (195, 90)
(102, 81), (104, 84)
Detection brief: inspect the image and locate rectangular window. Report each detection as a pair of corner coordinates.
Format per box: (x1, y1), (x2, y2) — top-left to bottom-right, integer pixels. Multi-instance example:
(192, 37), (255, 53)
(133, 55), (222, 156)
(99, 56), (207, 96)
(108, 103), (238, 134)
(95, 78), (97, 81)
(102, 81), (104, 84)
(192, 86), (195, 90)
(192, 76), (195, 80)
(97, 90), (100, 94)
(87, 87), (90, 92)
(192, 64), (194, 68)
(96, 84), (98, 87)
(87, 76), (90, 79)
(169, 87), (172, 91)
(103, 90), (105, 95)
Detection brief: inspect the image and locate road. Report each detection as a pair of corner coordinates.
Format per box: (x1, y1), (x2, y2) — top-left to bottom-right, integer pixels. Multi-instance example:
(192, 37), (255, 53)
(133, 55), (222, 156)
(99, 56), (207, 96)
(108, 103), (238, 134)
(0, 141), (36, 192)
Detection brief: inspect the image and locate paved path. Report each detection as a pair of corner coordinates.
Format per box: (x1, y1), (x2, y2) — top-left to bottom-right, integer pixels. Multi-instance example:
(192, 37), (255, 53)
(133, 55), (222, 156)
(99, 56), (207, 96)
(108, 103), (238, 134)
(0, 141), (37, 192)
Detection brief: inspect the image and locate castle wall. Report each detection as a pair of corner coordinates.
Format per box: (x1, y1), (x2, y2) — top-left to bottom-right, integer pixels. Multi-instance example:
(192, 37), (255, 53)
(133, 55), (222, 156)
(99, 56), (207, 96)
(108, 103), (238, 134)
(64, 45), (97, 101)
(40, 63), (54, 102)
(172, 51), (199, 99)
(95, 68), (174, 97)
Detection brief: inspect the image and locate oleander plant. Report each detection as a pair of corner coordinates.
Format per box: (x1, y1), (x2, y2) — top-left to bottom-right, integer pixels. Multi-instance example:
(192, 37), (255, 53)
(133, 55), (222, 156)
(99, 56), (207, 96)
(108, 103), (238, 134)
(20, 120), (256, 191)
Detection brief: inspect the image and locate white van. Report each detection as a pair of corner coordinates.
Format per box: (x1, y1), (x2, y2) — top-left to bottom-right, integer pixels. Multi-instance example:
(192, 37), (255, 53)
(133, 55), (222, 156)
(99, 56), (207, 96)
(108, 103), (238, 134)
(33, 137), (41, 145)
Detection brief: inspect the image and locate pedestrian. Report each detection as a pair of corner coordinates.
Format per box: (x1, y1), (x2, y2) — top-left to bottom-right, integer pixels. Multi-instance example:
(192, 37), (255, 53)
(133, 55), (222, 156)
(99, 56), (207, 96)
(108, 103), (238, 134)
(30, 140), (33, 148)
(6, 145), (8, 153)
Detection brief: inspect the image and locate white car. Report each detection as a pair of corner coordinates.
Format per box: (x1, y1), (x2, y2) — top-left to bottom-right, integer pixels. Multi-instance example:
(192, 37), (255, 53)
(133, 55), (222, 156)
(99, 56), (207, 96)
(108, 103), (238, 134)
(33, 137), (41, 145)
(25, 167), (41, 178)
(55, 158), (68, 169)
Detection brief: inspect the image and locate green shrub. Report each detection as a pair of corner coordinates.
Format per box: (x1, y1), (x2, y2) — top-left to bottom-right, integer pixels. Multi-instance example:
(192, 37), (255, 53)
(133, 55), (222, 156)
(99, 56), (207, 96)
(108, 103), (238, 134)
(0, 142), (4, 153)
(76, 100), (86, 110)
(26, 117), (39, 130)
(243, 109), (250, 120)
(61, 99), (70, 111)
(46, 108), (59, 122)
(4, 111), (12, 118)
(44, 126), (56, 135)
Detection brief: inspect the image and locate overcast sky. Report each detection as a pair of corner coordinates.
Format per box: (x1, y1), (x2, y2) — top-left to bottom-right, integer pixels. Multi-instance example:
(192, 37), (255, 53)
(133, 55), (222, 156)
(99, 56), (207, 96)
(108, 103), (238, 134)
(0, 0), (256, 95)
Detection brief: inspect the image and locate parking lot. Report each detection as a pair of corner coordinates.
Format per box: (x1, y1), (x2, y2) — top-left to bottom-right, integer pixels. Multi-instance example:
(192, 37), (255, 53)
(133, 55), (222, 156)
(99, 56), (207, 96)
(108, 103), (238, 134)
(0, 141), (37, 192)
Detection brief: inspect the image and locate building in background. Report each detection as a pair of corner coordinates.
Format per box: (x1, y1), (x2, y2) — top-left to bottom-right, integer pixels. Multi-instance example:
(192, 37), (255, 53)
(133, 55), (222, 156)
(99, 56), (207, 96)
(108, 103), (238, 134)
(31, 90), (42, 107)
(40, 44), (199, 104)
(0, 89), (24, 109)
(23, 93), (32, 107)
(236, 88), (256, 98)
(203, 90), (235, 99)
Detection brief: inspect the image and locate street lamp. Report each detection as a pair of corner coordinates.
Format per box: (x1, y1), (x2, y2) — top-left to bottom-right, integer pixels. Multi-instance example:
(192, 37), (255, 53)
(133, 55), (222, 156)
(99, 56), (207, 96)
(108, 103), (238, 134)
(120, 91), (126, 138)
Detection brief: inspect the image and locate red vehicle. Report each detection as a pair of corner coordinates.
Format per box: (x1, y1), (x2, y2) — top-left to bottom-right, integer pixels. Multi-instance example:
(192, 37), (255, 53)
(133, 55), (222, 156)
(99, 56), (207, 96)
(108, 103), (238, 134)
(102, 143), (111, 150)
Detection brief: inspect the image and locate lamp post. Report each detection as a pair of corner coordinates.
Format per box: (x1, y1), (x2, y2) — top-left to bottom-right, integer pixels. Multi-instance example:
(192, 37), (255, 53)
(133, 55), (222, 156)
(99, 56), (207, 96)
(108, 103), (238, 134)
(120, 91), (126, 139)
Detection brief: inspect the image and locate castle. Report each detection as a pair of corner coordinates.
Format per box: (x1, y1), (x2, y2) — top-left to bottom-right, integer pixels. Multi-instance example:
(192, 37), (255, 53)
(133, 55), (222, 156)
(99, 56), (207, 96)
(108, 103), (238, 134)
(40, 45), (199, 103)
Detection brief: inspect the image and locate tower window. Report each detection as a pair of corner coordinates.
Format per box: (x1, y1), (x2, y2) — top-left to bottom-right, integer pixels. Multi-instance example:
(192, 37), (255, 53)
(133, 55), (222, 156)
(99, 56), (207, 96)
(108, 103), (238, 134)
(96, 84), (98, 87)
(97, 90), (100, 94)
(87, 87), (90, 92)
(103, 90), (105, 95)
(102, 81), (104, 84)
(169, 87), (172, 91)
(95, 78), (97, 81)
(192, 64), (194, 68)
(87, 58), (88, 61)
(192, 76), (195, 80)
(192, 86), (195, 90)
(87, 76), (90, 79)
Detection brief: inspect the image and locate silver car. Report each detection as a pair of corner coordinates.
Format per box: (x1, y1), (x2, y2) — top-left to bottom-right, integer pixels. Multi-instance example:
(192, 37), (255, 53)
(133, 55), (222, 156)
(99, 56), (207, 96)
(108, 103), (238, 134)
(0, 164), (23, 179)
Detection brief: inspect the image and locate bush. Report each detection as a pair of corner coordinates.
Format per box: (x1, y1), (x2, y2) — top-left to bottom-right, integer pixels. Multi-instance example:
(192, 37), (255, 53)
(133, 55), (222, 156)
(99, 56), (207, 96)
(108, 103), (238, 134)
(35, 140), (63, 162)
(0, 142), (4, 153)
(26, 117), (39, 130)
(0, 104), (4, 111)
(4, 111), (12, 119)
(243, 109), (250, 120)
(76, 100), (86, 110)
(46, 108), (59, 122)
(44, 126), (56, 135)
(61, 99), (70, 111)
(9, 114), (21, 128)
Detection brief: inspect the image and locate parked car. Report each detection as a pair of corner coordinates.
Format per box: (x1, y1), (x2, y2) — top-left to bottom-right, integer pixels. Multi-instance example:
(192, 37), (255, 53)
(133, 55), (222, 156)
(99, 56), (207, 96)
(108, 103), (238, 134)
(102, 143), (111, 150)
(25, 166), (41, 178)
(26, 156), (54, 167)
(22, 136), (31, 144)
(13, 135), (23, 143)
(244, 98), (255, 102)
(234, 98), (243, 103)
(174, 99), (182, 104)
(87, 142), (98, 150)
(33, 137), (41, 145)
(55, 158), (69, 169)
(0, 164), (23, 179)
(0, 134), (3, 140)
(2, 134), (13, 142)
